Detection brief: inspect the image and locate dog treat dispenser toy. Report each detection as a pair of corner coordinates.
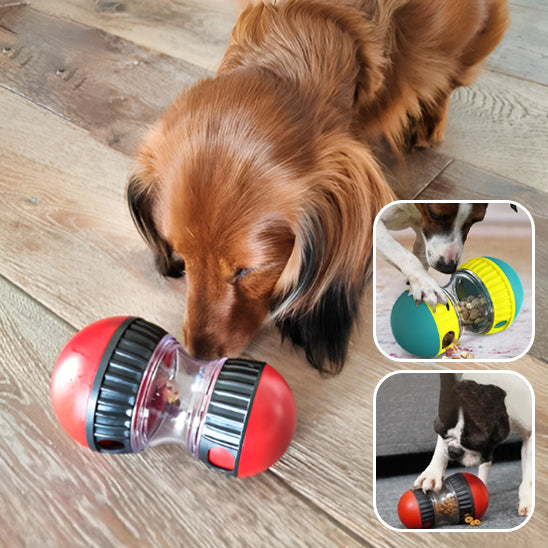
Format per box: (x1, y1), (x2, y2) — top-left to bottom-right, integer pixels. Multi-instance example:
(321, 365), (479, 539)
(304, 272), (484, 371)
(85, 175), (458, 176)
(398, 472), (489, 529)
(390, 256), (524, 358)
(50, 316), (296, 477)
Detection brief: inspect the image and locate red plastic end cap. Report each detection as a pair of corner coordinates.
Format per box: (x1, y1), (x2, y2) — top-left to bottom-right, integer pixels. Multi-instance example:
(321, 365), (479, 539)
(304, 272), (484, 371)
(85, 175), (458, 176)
(397, 490), (424, 529)
(462, 472), (489, 518)
(237, 364), (296, 477)
(50, 316), (130, 448)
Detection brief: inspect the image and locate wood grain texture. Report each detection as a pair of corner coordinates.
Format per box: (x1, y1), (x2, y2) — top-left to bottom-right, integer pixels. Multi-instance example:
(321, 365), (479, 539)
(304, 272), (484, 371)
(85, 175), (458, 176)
(488, 0), (548, 84)
(25, 0), (237, 71)
(29, 1), (548, 194)
(0, 88), (188, 329)
(0, 3), (209, 156)
(437, 70), (548, 193)
(378, 148), (453, 200)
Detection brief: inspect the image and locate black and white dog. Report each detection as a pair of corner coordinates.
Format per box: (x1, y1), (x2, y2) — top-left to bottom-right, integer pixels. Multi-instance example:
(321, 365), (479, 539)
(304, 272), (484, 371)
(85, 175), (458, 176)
(376, 202), (489, 307)
(414, 372), (533, 516)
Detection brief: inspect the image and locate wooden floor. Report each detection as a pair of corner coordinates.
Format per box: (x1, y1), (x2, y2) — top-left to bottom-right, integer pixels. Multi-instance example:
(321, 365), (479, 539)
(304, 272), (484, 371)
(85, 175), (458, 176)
(0, 1), (546, 546)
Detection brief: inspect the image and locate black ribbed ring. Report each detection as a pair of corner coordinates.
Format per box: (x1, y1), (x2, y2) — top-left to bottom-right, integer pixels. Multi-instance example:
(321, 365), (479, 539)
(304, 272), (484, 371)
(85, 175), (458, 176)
(86, 317), (167, 452)
(197, 358), (265, 475)
(412, 488), (435, 527)
(445, 473), (475, 521)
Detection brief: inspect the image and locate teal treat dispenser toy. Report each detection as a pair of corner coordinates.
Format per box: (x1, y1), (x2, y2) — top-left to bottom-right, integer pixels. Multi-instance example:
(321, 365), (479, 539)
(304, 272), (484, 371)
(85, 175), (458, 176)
(390, 257), (524, 358)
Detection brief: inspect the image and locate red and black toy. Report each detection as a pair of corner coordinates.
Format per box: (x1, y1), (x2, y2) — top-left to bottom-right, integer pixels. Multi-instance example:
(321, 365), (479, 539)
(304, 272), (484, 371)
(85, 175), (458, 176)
(397, 472), (489, 528)
(50, 316), (296, 477)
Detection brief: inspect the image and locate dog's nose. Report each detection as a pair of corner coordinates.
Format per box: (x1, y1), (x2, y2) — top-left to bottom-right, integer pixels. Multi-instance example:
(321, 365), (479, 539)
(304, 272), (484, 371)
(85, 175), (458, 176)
(435, 259), (458, 274)
(183, 328), (219, 361)
(448, 446), (465, 460)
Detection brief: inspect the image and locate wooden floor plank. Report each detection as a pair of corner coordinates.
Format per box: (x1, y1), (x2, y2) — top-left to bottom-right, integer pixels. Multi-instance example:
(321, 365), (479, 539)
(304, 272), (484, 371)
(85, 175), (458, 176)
(31, 0), (237, 71)
(34, 0), (548, 89)
(488, 0), (548, 84)
(379, 148), (454, 200)
(0, 275), (366, 548)
(417, 160), (548, 363)
(437, 70), (548, 193)
(0, 3), (209, 156)
(0, 88), (189, 328)
(26, 1), (548, 195)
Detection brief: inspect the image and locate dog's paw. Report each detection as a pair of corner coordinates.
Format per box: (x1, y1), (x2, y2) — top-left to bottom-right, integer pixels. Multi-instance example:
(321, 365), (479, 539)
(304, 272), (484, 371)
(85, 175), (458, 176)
(518, 483), (533, 516)
(408, 272), (447, 309)
(413, 468), (444, 493)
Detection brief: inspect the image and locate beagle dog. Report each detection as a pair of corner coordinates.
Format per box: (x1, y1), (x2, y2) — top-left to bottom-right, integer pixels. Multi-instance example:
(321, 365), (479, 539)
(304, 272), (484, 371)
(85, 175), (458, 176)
(414, 372), (533, 516)
(376, 202), (489, 307)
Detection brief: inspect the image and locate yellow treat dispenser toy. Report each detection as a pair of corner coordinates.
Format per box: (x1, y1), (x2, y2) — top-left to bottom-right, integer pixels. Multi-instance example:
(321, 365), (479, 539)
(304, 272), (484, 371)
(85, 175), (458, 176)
(390, 257), (524, 358)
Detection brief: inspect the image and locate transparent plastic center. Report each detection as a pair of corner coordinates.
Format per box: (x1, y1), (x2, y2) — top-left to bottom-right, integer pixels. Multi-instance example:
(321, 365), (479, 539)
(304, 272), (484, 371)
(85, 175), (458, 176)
(430, 484), (461, 527)
(446, 269), (494, 334)
(131, 335), (226, 454)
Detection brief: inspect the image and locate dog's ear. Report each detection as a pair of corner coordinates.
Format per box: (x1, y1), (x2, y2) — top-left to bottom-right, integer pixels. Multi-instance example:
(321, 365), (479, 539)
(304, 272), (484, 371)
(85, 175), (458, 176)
(273, 270), (360, 374)
(127, 171), (185, 279)
(271, 136), (395, 374)
(456, 380), (510, 458)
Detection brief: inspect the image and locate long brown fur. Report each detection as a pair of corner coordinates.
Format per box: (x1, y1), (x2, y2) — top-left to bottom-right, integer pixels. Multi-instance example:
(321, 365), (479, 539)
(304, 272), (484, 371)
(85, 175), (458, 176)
(128, 0), (509, 373)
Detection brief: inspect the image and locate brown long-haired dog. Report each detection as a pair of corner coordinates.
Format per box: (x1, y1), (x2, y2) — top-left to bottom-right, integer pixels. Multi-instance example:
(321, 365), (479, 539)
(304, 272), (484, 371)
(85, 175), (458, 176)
(128, 0), (509, 374)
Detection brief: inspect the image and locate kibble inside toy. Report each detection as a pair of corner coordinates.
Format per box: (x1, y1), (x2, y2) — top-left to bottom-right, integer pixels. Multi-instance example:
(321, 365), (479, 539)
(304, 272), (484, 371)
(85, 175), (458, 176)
(398, 472), (489, 528)
(50, 316), (296, 477)
(390, 257), (524, 358)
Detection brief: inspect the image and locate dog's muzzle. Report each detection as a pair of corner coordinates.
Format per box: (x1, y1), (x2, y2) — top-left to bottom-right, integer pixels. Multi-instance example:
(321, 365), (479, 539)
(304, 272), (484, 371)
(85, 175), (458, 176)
(448, 446), (465, 460)
(434, 259), (458, 274)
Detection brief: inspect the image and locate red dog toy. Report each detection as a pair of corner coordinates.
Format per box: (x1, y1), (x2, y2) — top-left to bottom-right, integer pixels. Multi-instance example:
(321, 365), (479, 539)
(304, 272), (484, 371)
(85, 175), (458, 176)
(51, 316), (296, 477)
(398, 472), (489, 528)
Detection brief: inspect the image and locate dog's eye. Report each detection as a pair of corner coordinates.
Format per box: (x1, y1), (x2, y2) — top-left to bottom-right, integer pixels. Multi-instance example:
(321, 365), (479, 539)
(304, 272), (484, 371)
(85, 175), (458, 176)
(168, 251), (186, 278)
(233, 267), (254, 281)
(429, 211), (446, 222)
(426, 206), (450, 223)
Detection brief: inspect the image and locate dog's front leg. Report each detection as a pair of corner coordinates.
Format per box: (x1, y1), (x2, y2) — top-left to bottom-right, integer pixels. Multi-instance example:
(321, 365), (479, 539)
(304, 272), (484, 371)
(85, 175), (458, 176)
(518, 433), (533, 516)
(413, 435), (449, 493)
(478, 460), (492, 484)
(412, 229), (428, 270)
(376, 221), (447, 308)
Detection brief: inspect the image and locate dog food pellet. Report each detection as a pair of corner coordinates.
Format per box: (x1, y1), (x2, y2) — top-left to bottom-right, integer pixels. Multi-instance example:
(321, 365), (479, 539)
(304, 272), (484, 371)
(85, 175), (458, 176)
(443, 343), (475, 360)
(455, 295), (490, 333)
(463, 513), (481, 526)
(167, 391), (180, 405)
(433, 497), (459, 519)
